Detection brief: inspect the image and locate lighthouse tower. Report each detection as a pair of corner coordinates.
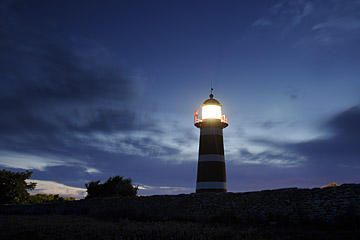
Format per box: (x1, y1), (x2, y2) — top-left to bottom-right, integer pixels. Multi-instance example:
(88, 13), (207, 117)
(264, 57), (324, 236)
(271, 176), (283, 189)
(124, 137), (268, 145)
(194, 90), (228, 193)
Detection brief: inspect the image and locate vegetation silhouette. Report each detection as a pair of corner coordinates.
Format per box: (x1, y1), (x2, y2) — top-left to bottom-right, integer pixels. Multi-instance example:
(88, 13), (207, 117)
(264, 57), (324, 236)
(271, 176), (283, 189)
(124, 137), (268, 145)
(0, 169), (36, 204)
(85, 176), (138, 199)
(0, 169), (76, 204)
(28, 194), (75, 203)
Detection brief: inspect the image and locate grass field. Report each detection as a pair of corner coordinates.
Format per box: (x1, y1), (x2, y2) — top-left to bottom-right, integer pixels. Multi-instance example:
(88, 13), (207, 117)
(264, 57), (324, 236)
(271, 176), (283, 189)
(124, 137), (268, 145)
(0, 215), (359, 240)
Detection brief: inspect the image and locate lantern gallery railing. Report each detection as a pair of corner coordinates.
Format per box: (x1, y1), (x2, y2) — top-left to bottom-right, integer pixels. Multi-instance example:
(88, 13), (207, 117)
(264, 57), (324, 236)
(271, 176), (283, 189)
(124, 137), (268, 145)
(194, 110), (228, 124)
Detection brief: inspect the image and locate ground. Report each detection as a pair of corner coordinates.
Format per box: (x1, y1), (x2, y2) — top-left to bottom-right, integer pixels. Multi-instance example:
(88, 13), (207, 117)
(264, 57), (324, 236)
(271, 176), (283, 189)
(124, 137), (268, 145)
(0, 215), (359, 240)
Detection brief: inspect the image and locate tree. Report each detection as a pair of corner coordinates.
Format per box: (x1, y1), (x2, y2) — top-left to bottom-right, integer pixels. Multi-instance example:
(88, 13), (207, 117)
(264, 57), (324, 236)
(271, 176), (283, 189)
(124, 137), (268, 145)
(85, 176), (138, 199)
(0, 169), (36, 204)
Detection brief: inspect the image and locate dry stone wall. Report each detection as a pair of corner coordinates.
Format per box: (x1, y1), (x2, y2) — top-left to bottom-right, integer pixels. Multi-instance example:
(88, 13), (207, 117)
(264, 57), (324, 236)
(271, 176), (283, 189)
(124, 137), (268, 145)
(1, 184), (360, 225)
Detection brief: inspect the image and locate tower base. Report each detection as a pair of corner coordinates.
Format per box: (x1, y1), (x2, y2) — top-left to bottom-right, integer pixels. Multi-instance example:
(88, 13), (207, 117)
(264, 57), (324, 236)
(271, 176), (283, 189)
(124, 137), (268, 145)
(196, 189), (226, 193)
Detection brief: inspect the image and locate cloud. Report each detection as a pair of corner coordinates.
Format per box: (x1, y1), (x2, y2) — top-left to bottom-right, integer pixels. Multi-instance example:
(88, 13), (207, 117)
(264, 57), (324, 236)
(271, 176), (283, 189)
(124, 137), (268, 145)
(308, 2), (360, 45)
(137, 184), (192, 195)
(260, 0), (314, 26)
(27, 179), (87, 199)
(0, 1), (165, 175)
(0, 2), (195, 175)
(85, 167), (101, 174)
(0, 151), (66, 170)
(313, 17), (360, 31)
(229, 104), (360, 172)
(252, 18), (272, 27)
(237, 148), (305, 168)
(289, 106), (360, 167)
(0, 43), (139, 136)
(76, 129), (198, 162)
(223, 105), (360, 192)
(253, 0), (360, 45)
(292, 1), (313, 25)
(243, 105), (360, 169)
(260, 120), (285, 129)
(0, 1), (191, 195)
(328, 106), (360, 135)
(27, 179), (192, 198)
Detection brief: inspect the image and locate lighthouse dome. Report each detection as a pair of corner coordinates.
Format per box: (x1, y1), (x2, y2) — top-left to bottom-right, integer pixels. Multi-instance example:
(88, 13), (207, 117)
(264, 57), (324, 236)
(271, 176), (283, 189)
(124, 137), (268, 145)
(201, 94), (222, 107)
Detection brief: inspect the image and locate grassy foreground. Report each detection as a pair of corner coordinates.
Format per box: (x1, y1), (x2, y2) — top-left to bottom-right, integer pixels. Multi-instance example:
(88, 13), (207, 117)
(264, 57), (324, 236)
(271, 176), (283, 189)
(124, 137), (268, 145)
(0, 215), (359, 240)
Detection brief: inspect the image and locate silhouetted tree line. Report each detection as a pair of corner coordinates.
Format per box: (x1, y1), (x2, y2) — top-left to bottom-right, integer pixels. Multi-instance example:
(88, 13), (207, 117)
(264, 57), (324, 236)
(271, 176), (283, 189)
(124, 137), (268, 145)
(85, 176), (138, 199)
(1, 169), (138, 204)
(0, 169), (76, 204)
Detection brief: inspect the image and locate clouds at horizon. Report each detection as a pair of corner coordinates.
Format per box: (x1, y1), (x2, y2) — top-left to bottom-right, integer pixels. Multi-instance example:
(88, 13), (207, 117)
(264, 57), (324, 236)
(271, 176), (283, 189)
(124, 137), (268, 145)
(27, 178), (194, 199)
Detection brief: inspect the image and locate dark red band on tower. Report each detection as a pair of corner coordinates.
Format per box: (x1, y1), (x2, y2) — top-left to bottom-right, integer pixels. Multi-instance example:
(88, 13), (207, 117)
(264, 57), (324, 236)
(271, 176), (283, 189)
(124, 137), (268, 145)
(196, 188), (226, 193)
(197, 162), (226, 182)
(199, 135), (224, 155)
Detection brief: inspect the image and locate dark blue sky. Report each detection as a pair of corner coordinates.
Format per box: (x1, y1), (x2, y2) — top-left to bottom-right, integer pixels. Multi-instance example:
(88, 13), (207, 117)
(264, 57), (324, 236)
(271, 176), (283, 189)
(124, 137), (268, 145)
(1, 0), (360, 197)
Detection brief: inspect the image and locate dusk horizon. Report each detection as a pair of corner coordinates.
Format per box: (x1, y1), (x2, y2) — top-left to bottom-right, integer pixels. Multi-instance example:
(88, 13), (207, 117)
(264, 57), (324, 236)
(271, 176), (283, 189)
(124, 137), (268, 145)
(1, 0), (360, 199)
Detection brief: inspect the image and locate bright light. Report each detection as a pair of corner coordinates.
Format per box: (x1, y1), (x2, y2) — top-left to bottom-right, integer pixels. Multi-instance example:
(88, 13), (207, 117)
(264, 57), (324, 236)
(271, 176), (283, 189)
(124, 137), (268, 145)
(202, 105), (221, 119)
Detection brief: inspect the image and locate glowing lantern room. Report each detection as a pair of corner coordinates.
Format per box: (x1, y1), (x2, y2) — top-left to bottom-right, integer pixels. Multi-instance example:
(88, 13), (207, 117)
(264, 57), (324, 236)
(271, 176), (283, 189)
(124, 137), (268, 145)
(194, 93), (228, 128)
(201, 94), (222, 119)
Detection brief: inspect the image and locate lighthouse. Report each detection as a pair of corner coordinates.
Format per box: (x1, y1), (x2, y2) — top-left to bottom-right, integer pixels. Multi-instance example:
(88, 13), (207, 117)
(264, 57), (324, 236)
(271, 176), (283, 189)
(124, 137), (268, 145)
(194, 90), (228, 193)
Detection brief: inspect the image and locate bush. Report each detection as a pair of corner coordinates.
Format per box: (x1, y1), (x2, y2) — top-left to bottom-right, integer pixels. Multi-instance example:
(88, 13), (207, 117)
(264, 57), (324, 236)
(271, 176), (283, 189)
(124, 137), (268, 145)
(322, 182), (339, 188)
(85, 176), (138, 199)
(28, 194), (75, 204)
(0, 169), (36, 204)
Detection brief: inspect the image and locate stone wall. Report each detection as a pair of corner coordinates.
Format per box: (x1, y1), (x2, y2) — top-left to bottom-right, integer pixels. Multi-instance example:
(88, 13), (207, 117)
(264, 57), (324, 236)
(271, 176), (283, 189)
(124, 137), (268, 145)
(1, 184), (360, 225)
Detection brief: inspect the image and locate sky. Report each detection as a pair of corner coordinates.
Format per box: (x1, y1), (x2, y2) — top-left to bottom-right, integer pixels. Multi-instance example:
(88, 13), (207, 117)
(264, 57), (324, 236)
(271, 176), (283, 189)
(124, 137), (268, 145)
(1, 0), (360, 198)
